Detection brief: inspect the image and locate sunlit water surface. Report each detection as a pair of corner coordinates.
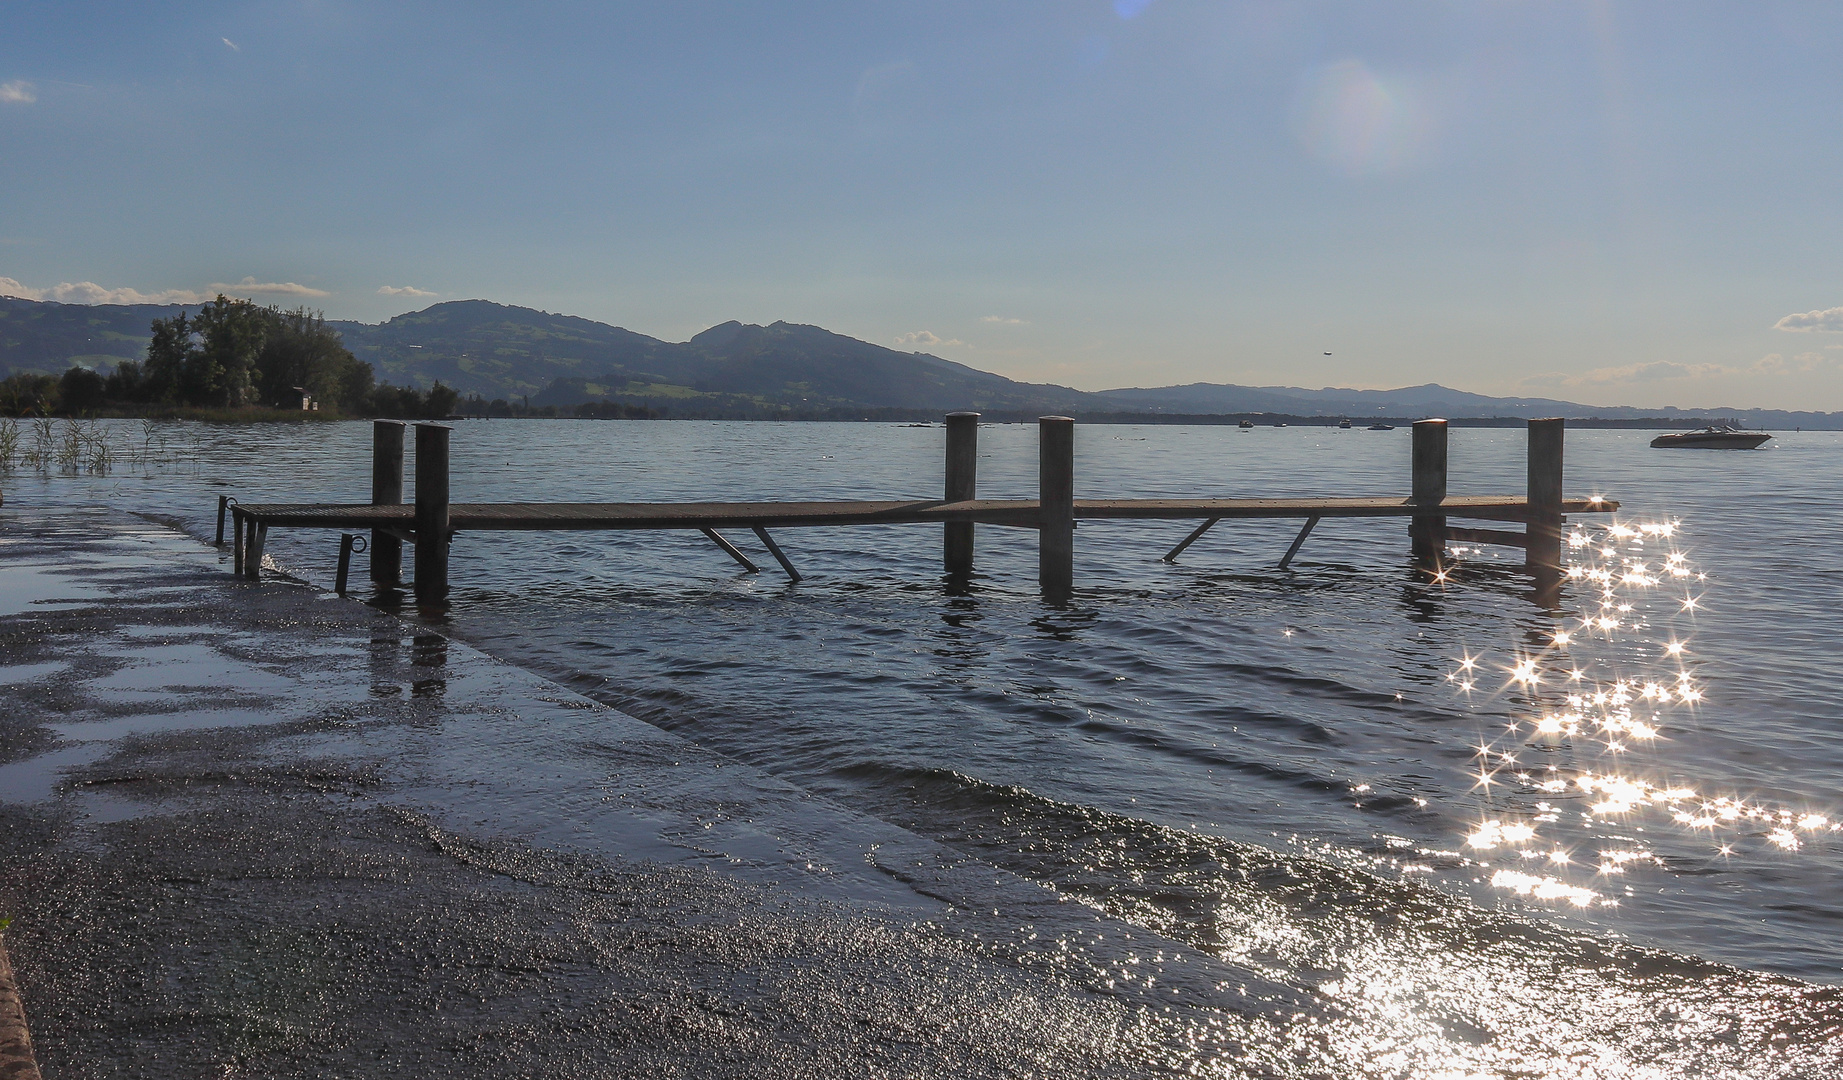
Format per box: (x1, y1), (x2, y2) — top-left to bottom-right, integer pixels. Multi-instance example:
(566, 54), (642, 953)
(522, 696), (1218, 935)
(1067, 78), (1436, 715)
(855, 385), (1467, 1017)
(9, 419), (1843, 1075)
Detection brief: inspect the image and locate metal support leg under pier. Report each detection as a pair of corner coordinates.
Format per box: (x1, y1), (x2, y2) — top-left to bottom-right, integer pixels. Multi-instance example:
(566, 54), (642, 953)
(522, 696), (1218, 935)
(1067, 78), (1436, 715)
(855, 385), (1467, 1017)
(701, 528), (761, 573)
(1279, 516), (1320, 570)
(751, 526), (802, 582)
(1163, 517), (1220, 563)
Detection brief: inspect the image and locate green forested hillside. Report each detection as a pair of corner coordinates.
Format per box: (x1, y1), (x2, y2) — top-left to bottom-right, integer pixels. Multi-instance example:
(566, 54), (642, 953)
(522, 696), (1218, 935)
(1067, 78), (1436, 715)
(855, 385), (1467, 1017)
(0, 297), (187, 374)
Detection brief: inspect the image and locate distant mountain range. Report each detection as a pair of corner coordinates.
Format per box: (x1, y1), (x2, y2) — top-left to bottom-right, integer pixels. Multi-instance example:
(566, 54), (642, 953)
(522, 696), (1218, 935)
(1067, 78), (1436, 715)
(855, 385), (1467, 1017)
(4, 294), (1839, 427)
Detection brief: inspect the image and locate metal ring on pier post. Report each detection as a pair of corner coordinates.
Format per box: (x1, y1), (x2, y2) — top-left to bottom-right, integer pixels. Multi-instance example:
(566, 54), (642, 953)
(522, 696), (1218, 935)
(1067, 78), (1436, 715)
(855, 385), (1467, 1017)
(1410, 418), (1448, 563)
(943, 411), (980, 576)
(1038, 416), (1075, 604)
(371, 420), (407, 587)
(1525, 418), (1564, 579)
(414, 423), (451, 602)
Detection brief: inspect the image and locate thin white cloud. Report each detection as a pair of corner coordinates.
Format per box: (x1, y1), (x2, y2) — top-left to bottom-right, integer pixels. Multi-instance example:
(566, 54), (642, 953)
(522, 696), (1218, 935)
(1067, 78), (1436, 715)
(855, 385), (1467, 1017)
(0, 277), (210, 305)
(1751, 352), (1834, 375)
(222, 38), (240, 51)
(980, 315), (1027, 325)
(1773, 306), (1843, 332)
(2, 275), (336, 305)
(895, 330), (967, 350)
(208, 276), (331, 298)
(378, 285), (438, 298)
(0, 80), (36, 105)
(1593, 360), (1731, 384)
(1520, 352), (1840, 392)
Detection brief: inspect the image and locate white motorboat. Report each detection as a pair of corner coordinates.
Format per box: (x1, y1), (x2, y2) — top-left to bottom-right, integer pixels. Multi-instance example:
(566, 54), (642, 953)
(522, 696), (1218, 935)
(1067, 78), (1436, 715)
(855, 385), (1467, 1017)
(1650, 424), (1772, 449)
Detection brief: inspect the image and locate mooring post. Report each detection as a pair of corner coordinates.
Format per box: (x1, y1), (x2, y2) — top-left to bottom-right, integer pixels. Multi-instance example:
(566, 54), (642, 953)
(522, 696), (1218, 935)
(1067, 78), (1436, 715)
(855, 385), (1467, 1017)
(1526, 417), (1564, 576)
(371, 420), (407, 586)
(1410, 418), (1448, 562)
(1038, 415), (1075, 603)
(414, 423), (451, 602)
(943, 411), (980, 575)
(214, 495), (234, 546)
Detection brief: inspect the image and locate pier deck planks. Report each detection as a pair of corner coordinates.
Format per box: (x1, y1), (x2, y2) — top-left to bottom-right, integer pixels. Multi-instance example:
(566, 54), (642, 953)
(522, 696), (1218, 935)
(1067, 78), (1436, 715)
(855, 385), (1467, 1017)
(234, 494), (1618, 533)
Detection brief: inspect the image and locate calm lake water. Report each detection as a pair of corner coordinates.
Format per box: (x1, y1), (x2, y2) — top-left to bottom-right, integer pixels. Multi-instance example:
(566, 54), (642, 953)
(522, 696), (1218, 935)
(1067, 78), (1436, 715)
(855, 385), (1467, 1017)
(9, 418), (1843, 1075)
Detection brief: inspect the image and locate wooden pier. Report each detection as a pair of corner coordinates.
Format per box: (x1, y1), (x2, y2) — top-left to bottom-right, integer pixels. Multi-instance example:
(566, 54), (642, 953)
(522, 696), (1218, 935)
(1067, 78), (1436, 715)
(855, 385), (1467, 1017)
(224, 415), (1617, 603)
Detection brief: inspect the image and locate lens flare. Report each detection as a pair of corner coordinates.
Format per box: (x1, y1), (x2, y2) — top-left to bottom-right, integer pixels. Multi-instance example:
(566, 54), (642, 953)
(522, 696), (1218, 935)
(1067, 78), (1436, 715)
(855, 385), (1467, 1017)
(1292, 60), (1435, 175)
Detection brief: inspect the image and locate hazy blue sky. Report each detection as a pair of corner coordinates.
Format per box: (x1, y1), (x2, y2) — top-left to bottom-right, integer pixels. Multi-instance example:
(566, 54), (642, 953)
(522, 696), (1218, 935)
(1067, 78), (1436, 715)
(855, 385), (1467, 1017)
(4, 2), (1843, 409)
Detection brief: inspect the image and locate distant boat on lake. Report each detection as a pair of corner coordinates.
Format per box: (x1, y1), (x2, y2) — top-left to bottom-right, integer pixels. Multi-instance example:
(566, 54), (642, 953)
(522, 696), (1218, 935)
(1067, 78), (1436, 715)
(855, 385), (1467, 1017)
(1338, 418), (1351, 429)
(1368, 423), (1395, 431)
(1238, 420), (1253, 429)
(1651, 424), (1772, 449)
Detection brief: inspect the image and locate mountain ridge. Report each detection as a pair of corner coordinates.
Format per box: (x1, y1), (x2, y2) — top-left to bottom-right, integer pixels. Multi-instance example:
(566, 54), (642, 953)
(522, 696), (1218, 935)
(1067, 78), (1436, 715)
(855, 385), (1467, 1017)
(3, 294), (1838, 426)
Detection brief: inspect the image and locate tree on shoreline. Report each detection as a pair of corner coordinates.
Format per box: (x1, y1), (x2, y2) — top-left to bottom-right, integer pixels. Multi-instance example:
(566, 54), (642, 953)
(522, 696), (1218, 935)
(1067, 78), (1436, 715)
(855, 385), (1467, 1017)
(1, 297), (475, 419)
(110, 296), (377, 413)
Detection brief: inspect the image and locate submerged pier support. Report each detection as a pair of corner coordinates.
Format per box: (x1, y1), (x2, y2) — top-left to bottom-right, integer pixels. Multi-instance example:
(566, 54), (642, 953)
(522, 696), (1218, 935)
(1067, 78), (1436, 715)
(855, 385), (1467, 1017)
(335, 533), (366, 594)
(243, 520), (267, 580)
(1038, 416), (1074, 603)
(1525, 417), (1565, 578)
(215, 495), (235, 547)
(1410, 418), (1448, 563)
(943, 411), (979, 576)
(413, 423), (451, 602)
(371, 420), (406, 587)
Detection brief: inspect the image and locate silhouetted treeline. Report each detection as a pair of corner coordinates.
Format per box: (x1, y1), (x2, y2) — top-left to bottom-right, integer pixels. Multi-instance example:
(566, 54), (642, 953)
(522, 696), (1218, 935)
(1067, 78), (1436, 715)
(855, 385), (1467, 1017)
(451, 394), (661, 419)
(0, 295), (463, 419)
(371, 382), (460, 420)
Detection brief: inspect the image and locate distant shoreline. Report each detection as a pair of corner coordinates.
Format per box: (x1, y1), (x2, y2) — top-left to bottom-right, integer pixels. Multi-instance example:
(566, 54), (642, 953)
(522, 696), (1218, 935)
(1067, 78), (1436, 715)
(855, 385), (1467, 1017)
(7, 407), (1815, 430)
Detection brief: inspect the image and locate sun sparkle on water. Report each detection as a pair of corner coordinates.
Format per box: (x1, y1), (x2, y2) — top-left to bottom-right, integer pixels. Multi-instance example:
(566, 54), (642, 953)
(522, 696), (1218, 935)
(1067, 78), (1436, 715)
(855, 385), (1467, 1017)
(1431, 518), (1834, 912)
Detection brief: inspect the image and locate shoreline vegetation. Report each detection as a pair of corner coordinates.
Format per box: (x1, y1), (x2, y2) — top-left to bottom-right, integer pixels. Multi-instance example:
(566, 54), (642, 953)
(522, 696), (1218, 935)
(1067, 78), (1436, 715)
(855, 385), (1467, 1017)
(0, 295), (459, 423)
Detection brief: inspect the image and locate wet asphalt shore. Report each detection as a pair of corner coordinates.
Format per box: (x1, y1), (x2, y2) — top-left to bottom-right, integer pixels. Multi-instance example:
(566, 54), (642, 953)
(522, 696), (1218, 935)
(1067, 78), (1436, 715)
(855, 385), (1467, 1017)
(0, 509), (1299, 1078)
